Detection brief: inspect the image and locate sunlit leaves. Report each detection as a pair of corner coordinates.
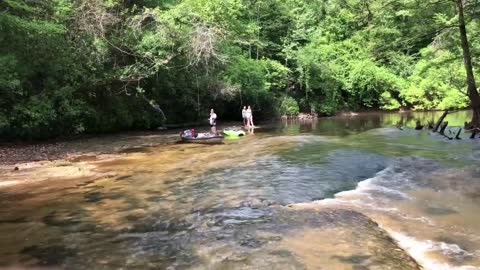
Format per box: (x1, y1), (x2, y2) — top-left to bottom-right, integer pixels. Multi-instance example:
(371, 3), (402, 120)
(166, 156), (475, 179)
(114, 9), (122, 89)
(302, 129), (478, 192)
(401, 49), (470, 110)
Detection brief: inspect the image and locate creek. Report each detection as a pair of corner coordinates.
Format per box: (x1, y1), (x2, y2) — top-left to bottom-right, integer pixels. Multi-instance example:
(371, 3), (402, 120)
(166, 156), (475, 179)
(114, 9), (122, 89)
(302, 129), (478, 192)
(1, 111), (479, 270)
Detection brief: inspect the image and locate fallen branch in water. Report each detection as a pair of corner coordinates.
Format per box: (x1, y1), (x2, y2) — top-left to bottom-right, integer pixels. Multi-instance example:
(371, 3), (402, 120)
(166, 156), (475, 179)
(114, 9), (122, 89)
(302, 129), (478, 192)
(439, 121), (449, 135)
(455, 128), (462, 140)
(437, 121), (455, 140)
(433, 110), (449, 132)
(415, 120), (424, 130)
(470, 128), (480, 139)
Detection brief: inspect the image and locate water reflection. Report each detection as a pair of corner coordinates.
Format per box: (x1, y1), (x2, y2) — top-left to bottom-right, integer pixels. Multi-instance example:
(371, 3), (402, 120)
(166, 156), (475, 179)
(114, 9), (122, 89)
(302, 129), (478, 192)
(278, 110), (472, 136)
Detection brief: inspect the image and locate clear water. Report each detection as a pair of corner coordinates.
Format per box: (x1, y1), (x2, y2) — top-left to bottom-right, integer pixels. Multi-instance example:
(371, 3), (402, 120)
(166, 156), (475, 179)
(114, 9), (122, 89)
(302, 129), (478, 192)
(1, 111), (479, 270)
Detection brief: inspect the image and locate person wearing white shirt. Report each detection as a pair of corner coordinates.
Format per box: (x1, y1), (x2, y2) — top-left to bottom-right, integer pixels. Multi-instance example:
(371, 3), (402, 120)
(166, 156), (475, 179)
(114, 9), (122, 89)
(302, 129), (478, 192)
(209, 109), (217, 134)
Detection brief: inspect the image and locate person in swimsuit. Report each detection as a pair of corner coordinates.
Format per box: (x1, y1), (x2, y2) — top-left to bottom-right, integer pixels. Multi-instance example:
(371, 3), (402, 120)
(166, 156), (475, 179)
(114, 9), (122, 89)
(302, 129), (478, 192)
(209, 108), (217, 134)
(246, 105), (254, 127)
(242, 106), (247, 127)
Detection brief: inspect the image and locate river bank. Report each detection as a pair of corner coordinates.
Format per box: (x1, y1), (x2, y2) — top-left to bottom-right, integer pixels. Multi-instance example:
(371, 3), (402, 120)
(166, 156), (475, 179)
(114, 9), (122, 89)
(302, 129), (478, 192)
(0, 120), (258, 165)
(0, 130), (178, 165)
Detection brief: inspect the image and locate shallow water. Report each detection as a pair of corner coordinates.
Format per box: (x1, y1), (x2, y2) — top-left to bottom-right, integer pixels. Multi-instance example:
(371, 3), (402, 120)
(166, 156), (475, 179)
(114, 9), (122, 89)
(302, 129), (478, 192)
(1, 111), (480, 269)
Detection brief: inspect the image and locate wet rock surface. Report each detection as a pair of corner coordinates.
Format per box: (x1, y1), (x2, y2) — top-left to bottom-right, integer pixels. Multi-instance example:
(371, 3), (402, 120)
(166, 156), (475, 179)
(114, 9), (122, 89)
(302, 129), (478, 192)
(110, 207), (421, 270)
(0, 132), (176, 165)
(0, 192), (421, 270)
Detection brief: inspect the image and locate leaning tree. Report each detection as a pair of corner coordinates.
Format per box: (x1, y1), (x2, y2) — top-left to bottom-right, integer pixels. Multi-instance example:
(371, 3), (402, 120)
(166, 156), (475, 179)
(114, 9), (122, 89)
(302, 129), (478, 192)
(455, 0), (480, 127)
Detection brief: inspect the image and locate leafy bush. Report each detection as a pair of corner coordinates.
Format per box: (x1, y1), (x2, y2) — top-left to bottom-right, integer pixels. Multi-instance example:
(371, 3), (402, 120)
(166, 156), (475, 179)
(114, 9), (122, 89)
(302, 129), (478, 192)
(280, 96), (300, 115)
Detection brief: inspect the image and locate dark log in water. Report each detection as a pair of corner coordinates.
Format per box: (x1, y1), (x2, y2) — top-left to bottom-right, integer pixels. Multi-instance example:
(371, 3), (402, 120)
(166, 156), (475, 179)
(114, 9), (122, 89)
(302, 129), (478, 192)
(415, 120), (424, 130)
(439, 121), (449, 135)
(433, 110), (449, 132)
(471, 128), (479, 139)
(455, 128), (462, 139)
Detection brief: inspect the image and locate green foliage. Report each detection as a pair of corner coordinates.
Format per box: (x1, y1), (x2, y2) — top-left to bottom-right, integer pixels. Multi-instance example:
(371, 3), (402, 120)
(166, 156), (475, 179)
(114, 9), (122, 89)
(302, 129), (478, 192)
(263, 59), (290, 92)
(280, 96), (299, 115)
(296, 36), (405, 113)
(223, 56), (268, 93)
(401, 49), (470, 110)
(0, 0), (478, 140)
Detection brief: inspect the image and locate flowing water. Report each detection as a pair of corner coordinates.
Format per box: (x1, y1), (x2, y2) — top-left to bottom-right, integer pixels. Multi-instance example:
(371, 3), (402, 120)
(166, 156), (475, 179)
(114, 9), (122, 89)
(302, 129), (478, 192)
(1, 111), (480, 270)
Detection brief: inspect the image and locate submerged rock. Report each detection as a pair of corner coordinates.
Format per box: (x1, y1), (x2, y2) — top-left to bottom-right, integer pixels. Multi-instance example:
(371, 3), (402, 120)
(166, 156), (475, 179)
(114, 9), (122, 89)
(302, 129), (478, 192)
(21, 245), (75, 266)
(425, 207), (459, 216)
(269, 208), (422, 270)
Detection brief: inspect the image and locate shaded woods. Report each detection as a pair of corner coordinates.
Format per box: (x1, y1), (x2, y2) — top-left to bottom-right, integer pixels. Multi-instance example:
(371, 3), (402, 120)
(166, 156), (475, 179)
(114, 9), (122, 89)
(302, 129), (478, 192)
(1, 0), (480, 140)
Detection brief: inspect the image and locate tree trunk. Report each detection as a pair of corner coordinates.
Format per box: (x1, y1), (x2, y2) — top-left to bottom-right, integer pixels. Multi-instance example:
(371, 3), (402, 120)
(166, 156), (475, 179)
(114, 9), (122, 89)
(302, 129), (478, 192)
(472, 108), (480, 127)
(456, 0), (480, 127)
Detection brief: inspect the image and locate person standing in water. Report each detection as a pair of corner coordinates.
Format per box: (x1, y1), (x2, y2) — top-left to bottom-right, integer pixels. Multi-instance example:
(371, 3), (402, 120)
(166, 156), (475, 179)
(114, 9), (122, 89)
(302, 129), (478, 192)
(246, 105), (254, 127)
(242, 106), (247, 127)
(209, 109), (217, 134)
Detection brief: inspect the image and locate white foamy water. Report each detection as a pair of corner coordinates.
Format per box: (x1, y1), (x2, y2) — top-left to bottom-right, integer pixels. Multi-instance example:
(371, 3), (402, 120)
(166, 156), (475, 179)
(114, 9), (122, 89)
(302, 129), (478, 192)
(304, 166), (410, 212)
(293, 158), (480, 270)
(388, 230), (480, 270)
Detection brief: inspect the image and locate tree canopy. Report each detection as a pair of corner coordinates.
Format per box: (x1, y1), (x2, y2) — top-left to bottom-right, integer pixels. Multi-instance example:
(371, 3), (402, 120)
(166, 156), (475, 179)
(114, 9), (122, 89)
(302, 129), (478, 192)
(1, 0), (479, 139)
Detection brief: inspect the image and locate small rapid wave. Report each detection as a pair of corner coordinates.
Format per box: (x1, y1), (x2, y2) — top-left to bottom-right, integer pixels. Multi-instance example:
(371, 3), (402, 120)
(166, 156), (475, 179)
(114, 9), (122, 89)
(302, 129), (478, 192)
(294, 160), (415, 211)
(290, 157), (480, 269)
(387, 230), (480, 270)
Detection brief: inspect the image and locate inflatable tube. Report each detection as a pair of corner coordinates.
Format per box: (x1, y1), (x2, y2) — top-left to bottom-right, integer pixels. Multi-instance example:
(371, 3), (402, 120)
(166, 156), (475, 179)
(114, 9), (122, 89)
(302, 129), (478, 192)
(223, 128), (246, 137)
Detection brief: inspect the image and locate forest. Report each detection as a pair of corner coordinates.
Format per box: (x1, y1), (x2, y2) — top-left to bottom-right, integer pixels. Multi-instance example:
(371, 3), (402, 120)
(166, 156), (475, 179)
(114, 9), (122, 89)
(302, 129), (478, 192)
(1, 0), (480, 139)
